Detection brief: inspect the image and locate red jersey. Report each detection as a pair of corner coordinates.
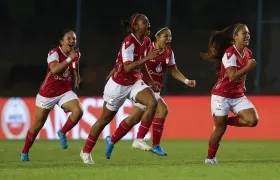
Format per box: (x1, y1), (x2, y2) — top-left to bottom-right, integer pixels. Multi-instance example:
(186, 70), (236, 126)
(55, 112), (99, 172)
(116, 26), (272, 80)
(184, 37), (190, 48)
(38, 47), (81, 97)
(143, 42), (176, 87)
(211, 45), (253, 98)
(112, 34), (151, 86)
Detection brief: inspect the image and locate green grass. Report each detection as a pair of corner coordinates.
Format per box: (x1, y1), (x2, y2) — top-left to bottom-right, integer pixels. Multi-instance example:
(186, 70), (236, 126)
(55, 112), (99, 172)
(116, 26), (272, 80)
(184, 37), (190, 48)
(0, 140), (280, 180)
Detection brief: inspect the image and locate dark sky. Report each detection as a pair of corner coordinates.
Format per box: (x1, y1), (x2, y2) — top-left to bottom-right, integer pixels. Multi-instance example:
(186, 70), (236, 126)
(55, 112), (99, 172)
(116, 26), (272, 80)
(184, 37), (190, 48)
(0, 0), (279, 96)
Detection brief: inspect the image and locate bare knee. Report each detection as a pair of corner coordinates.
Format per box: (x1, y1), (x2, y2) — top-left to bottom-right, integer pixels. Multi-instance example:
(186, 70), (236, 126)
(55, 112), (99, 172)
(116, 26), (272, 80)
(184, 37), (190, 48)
(156, 103), (168, 117)
(71, 107), (84, 120)
(247, 117), (259, 127)
(146, 98), (158, 110)
(214, 116), (227, 134)
(97, 113), (115, 127)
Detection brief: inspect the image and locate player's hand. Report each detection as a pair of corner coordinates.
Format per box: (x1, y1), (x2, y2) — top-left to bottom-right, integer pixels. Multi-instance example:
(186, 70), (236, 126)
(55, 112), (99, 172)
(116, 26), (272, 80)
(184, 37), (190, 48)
(149, 81), (162, 92)
(146, 48), (160, 60)
(247, 59), (256, 69)
(69, 49), (79, 60)
(187, 80), (196, 88)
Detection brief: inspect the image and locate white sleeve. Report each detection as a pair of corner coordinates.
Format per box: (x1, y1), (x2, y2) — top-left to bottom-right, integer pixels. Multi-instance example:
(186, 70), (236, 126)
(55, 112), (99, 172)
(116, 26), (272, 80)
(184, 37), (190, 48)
(168, 50), (176, 66)
(222, 53), (237, 68)
(47, 51), (59, 64)
(122, 42), (135, 63)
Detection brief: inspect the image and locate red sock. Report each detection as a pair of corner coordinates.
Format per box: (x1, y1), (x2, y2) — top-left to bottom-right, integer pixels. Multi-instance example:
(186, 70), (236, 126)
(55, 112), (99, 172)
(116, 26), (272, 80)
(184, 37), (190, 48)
(136, 120), (152, 139)
(207, 142), (219, 159)
(227, 116), (242, 127)
(152, 118), (165, 146)
(83, 134), (98, 153)
(60, 117), (77, 134)
(111, 120), (132, 144)
(22, 130), (36, 153)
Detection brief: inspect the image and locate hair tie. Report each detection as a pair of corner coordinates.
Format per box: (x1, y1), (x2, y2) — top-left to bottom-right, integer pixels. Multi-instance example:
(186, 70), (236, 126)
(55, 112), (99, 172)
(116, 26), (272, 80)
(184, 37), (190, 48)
(131, 14), (140, 29)
(155, 27), (168, 37)
(233, 25), (241, 34)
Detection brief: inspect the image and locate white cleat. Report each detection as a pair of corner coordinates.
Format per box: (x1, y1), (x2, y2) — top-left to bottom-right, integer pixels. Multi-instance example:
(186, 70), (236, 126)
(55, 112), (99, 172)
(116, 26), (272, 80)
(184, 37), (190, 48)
(132, 139), (152, 151)
(205, 157), (218, 164)
(80, 150), (94, 164)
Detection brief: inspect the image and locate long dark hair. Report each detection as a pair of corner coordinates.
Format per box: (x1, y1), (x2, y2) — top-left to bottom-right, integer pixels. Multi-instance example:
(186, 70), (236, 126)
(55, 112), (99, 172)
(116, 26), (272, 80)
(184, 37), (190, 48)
(201, 23), (244, 74)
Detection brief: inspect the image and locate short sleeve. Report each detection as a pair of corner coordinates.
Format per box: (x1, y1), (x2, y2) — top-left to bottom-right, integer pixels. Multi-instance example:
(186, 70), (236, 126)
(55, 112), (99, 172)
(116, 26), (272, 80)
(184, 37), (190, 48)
(122, 41), (135, 63)
(247, 49), (253, 59)
(168, 50), (176, 66)
(47, 50), (59, 64)
(222, 52), (237, 68)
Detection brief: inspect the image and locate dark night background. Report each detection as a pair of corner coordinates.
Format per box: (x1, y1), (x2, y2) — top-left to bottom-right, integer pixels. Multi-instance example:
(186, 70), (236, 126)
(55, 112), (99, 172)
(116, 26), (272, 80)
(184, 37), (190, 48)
(0, 0), (279, 97)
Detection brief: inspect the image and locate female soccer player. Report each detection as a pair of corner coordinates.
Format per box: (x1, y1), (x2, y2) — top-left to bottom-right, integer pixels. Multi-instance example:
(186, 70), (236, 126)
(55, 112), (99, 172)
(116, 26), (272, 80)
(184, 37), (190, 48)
(129, 27), (196, 156)
(80, 13), (161, 164)
(21, 30), (83, 161)
(201, 23), (259, 164)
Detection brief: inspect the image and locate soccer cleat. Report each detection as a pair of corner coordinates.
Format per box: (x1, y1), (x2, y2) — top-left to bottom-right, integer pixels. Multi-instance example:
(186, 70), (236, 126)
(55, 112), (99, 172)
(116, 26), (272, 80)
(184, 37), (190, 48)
(20, 152), (30, 161)
(80, 150), (94, 164)
(152, 145), (167, 156)
(132, 139), (152, 151)
(57, 130), (68, 149)
(105, 136), (114, 159)
(205, 157), (218, 164)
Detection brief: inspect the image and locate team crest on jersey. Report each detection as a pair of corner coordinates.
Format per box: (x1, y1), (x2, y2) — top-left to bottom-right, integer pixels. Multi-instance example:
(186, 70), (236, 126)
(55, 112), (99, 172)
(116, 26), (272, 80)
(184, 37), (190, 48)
(156, 63), (162, 73)
(227, 52), (232, 58)
(63, 67), (70, 78)
(63, 70), (70, 78)
(166, 58), (170, 64)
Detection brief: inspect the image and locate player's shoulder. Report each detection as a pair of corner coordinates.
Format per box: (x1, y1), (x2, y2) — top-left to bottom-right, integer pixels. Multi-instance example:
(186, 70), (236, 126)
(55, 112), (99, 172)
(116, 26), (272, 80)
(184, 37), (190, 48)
(224, 46), (236, 54)
(122, 34), (136, 49)
(244, 47), (252, 54)
(48, 47), (60, 56)
(224, 46), (238, 59)
(123, 34), (134, 44)
(166, 46), (173, 53)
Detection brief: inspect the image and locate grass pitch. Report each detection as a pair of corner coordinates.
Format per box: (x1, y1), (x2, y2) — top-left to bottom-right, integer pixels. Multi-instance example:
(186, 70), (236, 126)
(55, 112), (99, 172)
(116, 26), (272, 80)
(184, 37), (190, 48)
(0, 140), (280, 180)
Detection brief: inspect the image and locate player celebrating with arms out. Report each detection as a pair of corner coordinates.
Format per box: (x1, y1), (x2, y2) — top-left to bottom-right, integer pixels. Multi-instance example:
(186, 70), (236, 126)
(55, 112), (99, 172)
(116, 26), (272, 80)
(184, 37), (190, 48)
(80, 13), (161, 164)
(127, 27), (196, 156)
(21, 30), (83, 161)
(201, 23), (259, 164)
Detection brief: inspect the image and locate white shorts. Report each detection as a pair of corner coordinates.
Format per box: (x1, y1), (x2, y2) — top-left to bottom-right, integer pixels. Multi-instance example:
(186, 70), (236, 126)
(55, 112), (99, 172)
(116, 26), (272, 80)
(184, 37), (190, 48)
(103, 77), (149, 111)
(134, 92), (161, 111)
(36, 91), (79, 110)
(211, 94), (255, 116)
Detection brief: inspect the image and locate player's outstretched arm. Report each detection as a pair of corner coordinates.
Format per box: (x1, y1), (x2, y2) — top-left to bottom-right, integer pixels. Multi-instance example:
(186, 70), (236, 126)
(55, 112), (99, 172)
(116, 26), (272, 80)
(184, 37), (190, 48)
(169, 66), (196, 88)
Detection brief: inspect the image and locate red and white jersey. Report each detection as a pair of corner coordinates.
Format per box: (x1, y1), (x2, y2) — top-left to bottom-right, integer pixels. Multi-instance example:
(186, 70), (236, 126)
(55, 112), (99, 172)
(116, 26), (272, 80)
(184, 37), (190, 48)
(211, 45), (253, 98)
(112, 34), (151, 86)
(143, 42), (176, 88)
(38, 47), (80, 97)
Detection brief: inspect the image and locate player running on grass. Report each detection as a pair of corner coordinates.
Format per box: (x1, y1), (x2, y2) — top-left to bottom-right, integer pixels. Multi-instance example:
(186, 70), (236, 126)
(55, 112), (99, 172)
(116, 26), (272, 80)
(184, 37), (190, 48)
(80, 13), (161, 164)
(201, 23), (259, 164)
(21, 30), (83, 161)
